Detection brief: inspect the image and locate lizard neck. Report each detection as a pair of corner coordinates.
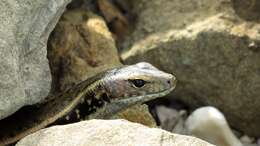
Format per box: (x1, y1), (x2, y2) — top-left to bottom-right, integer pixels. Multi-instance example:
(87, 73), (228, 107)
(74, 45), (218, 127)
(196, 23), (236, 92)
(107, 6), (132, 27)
(54, 78), (111, 124)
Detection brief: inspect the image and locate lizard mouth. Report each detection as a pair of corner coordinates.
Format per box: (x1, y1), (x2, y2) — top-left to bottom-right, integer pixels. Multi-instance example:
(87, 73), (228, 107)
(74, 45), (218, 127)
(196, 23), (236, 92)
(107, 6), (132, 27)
(86, 86), (175, 119)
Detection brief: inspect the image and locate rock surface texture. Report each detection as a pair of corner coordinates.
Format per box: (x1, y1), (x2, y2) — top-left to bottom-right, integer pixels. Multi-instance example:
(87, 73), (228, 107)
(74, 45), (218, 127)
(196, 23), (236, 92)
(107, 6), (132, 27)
(0, 0), (71, 120)
(47, 9), (121, 91)
(16, 119), (214, 146)
(121, 0), (260, 136)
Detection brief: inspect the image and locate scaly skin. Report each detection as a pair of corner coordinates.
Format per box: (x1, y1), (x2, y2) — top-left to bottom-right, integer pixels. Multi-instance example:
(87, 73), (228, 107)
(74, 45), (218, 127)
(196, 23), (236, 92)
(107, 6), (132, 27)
(0, 62), (176, 146)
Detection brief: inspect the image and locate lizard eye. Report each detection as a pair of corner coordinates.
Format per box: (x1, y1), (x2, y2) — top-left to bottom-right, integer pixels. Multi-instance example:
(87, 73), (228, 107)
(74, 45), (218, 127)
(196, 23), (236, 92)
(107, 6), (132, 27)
(129, 79), (146, 88)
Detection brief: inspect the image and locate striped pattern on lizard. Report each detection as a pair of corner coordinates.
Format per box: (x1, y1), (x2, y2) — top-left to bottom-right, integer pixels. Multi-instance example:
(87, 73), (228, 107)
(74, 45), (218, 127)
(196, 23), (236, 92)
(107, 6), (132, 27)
(0, 62), (177, 146)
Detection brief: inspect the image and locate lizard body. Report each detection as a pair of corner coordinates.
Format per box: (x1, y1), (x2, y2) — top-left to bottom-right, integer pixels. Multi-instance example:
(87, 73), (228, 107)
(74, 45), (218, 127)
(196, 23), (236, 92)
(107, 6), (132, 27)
(0, 62), (176, 145)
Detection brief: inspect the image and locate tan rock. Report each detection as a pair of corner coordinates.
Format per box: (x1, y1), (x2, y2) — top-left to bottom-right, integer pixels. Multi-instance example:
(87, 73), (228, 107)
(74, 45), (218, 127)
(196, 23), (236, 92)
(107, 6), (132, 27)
(16, 119), (214, 146)
(47, 9), (121, 92)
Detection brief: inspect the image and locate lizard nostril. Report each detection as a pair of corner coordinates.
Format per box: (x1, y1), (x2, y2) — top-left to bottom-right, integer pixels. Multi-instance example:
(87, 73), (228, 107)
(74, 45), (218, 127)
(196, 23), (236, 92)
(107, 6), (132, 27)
(167, 76), (177, 88)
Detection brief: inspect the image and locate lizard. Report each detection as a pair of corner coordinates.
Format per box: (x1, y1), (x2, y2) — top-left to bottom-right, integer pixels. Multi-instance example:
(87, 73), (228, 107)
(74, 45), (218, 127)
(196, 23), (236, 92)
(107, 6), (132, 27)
(0, 62), (177, 146)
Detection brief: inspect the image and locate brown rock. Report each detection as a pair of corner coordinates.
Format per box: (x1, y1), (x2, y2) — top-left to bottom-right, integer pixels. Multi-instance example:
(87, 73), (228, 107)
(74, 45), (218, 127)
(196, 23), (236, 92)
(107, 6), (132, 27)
(113, 104), (157, 127)
(232, 0), (260, 21)
(97, 0), (130, 43)
(47, 9), (121, 92)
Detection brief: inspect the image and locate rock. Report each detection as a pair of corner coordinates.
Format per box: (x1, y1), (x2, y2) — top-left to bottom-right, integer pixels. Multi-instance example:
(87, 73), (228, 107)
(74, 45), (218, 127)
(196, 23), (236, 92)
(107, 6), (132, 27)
(185, 106), (243, 146)
(155, 105), (187, 133)
(121, 0), (260, 136)
(0, 0), (71, 119)
(113, 104), (157, 127)
(172, 110), (187, 134)
(232, 0), (260, 21)
(240, 135), (255, 144)
(48, 9), (121, 92)
(97, 0), (130, 43)
(16, 119), (214, 146)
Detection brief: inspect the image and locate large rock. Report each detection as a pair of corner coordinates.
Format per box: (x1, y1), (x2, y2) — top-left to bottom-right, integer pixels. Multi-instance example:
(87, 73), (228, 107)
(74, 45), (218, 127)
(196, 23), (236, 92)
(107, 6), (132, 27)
(121, 0), (260, 136)
(16, 119), (214, 146)
(0, 0), (72, 119)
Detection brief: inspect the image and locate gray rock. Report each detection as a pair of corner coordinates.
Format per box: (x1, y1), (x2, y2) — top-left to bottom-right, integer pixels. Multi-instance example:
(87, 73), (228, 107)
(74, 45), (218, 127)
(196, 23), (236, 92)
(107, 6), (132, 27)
(0, 0), (71, 119)
(16, 119), (214, 146)
(156, 106), (180, 131)
(240, 135), (255, 144)
(121, 0), (260, 136)
(155, 105), (187, 134)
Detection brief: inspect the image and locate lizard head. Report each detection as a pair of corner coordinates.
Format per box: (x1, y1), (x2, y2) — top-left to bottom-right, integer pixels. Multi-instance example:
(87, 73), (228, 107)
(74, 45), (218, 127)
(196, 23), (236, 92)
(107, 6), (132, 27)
(103, 62), (176, 99)
(86, 62), (177, 119)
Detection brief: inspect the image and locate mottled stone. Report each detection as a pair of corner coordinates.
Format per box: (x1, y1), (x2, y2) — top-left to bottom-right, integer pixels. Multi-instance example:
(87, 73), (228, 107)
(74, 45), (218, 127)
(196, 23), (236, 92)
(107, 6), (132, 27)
(121, 0), (260, 136)
(16, 119), (214, 146)
(0, 0), (71, 119)
(232, 0), (260, 21)
(47, 9), (121, 92)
